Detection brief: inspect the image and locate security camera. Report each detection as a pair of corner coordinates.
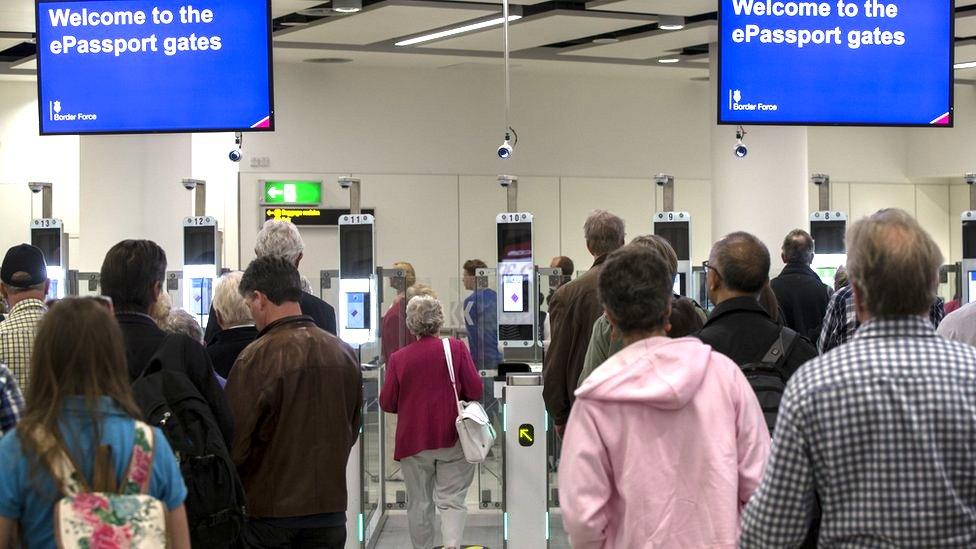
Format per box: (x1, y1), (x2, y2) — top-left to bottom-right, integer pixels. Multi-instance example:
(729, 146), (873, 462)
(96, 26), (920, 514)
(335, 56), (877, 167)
(497, 140), (514, 159)
(181, 178), (200, 191)
(27, 182), (47, 194)
(733, 141), (747, 158)
(811, 173), (830, 186)
(653, 173), (674, 187)
(338, 177), (360, 190)
(733, 126), (747, 159)
(498, 175), (518, 188)
(228, 131), (243, 163)
(965, 173), (976, 185)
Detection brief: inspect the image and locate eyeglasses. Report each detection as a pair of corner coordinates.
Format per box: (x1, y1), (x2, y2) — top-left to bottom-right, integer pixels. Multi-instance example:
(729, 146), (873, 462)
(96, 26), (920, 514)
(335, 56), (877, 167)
(702, 260), (722, 279)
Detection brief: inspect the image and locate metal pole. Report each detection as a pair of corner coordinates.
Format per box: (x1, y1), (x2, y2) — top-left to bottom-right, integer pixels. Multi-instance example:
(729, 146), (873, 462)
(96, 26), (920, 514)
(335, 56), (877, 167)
(499, 175), (519, 212)
(970, 183), (976, 212)
(194, 182), (206, 217)
(662, 179), (674, 212)
(340, 177), (363, 214)
(819, 178), (831, 212)
(41, 184), (53, 219)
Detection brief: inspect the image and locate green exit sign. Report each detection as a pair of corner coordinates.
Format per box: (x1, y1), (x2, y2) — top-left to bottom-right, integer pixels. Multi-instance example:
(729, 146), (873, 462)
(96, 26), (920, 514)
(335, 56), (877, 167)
(263, 180), (322, 205)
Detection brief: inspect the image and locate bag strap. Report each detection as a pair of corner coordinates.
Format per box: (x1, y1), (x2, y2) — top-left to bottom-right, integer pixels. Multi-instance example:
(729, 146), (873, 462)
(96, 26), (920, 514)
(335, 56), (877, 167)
(121, 421), (155, 495)
(761, 327), (798, 368)
(442, 338), (464, 416)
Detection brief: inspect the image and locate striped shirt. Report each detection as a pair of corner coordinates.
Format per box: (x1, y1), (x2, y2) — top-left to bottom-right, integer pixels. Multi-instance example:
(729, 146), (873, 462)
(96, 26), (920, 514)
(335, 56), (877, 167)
(0, 299), (47, 395)
(817, 285), (944, 354)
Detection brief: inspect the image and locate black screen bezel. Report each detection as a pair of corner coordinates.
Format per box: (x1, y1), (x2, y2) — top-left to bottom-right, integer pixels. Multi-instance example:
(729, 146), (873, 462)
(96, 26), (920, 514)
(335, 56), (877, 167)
(339, 223), (374, 279)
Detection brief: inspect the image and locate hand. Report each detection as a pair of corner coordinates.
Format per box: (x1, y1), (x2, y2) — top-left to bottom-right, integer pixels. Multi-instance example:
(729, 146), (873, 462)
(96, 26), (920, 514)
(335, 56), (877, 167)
(555, 423), (566, 439)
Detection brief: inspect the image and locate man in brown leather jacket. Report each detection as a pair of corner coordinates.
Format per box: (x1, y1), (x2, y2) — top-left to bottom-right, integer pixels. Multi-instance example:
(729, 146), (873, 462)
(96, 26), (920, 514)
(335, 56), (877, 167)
(543, 210), (625, 438)
(226, 255), (362, 548)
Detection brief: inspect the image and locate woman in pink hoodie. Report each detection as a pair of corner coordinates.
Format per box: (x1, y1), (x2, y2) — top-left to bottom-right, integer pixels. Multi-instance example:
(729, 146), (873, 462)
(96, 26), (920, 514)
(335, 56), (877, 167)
(559, 245), (770, 549)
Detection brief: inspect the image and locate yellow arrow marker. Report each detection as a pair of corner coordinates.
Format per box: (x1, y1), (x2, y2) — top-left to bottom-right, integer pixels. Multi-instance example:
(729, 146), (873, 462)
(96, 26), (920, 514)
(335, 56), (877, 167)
(519, 427), (532, 443)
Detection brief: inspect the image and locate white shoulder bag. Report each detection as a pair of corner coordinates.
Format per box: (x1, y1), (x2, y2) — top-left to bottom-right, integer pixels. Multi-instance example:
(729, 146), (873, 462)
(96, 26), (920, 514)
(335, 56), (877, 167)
(442, 337), (496, 464)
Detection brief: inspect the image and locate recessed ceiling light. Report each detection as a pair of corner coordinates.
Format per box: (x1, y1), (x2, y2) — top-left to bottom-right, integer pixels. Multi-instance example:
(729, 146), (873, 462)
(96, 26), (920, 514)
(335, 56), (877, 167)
(955, 60), (976, 70)
(304, 57), (353, 64)
(658, 58), (680, 64)
(658, 15), (685, 31)
(332, 0), (362, 13)
(395, 14), (522, 47)
(592, 37), (619, 45)
(297, 8), (335, 16)
(280, 21), (309, 26)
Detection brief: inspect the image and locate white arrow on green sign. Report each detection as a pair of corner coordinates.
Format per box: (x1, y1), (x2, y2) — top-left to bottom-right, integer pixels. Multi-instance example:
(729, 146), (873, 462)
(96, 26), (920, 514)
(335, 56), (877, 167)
(263, 180), (322, 205)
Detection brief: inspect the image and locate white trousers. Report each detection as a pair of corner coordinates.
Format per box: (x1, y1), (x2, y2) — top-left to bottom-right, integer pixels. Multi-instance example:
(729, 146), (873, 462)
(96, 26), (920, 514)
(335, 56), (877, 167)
(400, 443), (476, 549)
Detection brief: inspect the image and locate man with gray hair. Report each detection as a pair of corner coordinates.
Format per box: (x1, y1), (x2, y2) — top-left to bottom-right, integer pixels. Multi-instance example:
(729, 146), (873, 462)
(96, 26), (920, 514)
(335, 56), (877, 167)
(741, 209), (976, 547)
(204, 220), (336, 342)
(544, 210), (625, 437)
(770, 229), (831, 342)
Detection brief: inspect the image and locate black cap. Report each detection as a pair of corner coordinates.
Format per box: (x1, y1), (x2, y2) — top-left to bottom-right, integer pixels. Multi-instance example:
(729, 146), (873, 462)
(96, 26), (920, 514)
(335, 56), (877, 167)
(1, 244), (47, 288)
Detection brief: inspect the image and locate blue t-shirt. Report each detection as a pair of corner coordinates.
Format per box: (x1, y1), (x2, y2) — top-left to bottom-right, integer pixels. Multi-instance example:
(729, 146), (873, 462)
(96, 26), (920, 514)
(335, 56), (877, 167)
(463, 288), (502, 369)
(0, 396), (187, 549)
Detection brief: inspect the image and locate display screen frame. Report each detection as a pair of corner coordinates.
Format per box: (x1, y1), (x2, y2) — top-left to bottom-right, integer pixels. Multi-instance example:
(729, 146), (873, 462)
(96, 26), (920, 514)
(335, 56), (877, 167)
(31, 227), (62, 267)
(502, 273), (530, 313)
(339, 222), (375, 279)
(183, 225), (217, 266)
(345, 291), (370, 330)
(497, 222), (533, 263)
(811, 220), (847, 255)
(716, 0), (954, 128)
(654, 221), (691, 261)
(963, 220), (976, 259)
(34, 0), (276, 136)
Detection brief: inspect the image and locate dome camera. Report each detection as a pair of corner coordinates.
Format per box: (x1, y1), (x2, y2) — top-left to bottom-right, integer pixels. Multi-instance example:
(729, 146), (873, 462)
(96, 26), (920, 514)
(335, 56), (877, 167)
(338, 177), (360, 189)
(653, 173), (674, 187)
(27, 182), (48, 194)
(228, 149), (242, 163)
(965, 173), (976, 186)
(498, 174), (517, 188)
(182, 178), (204, 191)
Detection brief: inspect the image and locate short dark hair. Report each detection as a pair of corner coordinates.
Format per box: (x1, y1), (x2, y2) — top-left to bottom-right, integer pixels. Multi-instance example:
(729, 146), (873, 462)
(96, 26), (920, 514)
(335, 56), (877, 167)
(240, 255), (303, 305)
(553, 256), (575, 277)
(712, 232), (770, 294)
(99, 240), (167, 313)
(668, 297), (704, 338)
(599, 245), (672, 334)
(782, 229), (815, 265)
(463, 259), (488, 276)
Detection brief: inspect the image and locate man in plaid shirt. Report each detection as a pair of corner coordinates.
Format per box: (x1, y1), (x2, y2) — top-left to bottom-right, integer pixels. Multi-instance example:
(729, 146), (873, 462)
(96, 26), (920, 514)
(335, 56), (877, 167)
(818, 284), (944, 354)
(740, 209), (976, 547)
(0, 363), (23, 436)
(0, 244), (50, 396)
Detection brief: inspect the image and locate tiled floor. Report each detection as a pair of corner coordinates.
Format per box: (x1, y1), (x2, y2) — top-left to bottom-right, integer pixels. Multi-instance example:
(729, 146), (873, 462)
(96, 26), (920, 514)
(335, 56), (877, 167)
(372, 511), (570, 549)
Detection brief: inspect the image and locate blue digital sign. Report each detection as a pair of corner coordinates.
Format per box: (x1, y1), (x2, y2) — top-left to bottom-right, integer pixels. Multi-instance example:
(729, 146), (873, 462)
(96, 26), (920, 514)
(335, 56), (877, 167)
(36, 0), (274, 135)
(719, 0), (953, 126)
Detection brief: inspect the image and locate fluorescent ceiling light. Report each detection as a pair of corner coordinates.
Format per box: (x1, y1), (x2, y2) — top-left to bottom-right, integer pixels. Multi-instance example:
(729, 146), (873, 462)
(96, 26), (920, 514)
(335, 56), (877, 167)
(658, 58), (680, 64)
(955, 61), (976, 70)
(658, 15), (685, 30)
(333, 0), (362, 13)
(395, 15), (522, 47)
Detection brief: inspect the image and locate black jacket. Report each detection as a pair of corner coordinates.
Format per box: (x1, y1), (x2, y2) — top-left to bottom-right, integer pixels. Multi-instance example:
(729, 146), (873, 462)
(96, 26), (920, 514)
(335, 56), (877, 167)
(770, 263), (832, 343)
(206, 325), (258, 379)
(204, 292), (336, 344)
(695, 296), (817, 380)
(117, 312), (235, 445)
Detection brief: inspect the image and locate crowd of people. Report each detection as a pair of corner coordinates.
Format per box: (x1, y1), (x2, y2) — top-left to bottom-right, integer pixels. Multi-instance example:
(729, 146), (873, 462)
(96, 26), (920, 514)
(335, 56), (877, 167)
(0, 205), (974, 548)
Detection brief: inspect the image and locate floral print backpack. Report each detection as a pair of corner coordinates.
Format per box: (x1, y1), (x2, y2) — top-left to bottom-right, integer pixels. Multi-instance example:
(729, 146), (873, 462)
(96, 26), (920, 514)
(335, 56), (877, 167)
(46, 421), (167, 548)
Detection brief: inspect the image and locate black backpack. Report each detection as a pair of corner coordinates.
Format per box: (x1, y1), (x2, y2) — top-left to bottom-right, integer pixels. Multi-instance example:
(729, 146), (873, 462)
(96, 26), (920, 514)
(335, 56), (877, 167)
(131, 335), (246, 548)
(739, 327), (798, 435)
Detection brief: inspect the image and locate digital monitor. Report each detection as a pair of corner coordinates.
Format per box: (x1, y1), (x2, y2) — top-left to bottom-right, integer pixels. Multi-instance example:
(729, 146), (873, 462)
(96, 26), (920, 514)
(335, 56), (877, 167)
(31, 228), (61, 267)
(189, 277), (212, 318)
(36, 0), (274, 134)
(969, 272), (976, 304)
(183, 226), (216, 265)
(497, 222), (532, 262)
(964, 220), (976, 259)
(811, 221), (846, 254)
(339, 223), (374, 278)
(718, 0), (953, 126)
(502, 274), (529, 313)
(816, 267), (838, 287)
(346, 292), (369, 330)
(654, 222), (690, 261)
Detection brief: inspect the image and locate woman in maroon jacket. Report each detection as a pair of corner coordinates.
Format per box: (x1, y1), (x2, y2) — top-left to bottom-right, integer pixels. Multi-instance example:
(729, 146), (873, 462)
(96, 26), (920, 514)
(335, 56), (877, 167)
(380, 295), (483, 549)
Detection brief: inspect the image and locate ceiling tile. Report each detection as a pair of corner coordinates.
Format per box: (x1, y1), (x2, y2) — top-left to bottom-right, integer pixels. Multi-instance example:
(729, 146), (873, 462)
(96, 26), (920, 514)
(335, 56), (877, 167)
(420, 11), (652, 51)
(275, 1), (498, 46)
(559, 21), (715, 60)
(586, 0), (716, 17)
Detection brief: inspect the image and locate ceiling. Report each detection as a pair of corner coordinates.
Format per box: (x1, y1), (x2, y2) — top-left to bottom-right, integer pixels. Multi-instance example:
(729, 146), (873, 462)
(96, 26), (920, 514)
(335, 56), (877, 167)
(3, 0), (976, 80)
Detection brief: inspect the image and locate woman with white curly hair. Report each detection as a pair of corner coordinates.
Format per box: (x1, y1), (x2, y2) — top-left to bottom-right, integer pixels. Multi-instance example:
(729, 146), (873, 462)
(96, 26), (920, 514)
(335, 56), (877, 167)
(379, 295), (483, 549)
